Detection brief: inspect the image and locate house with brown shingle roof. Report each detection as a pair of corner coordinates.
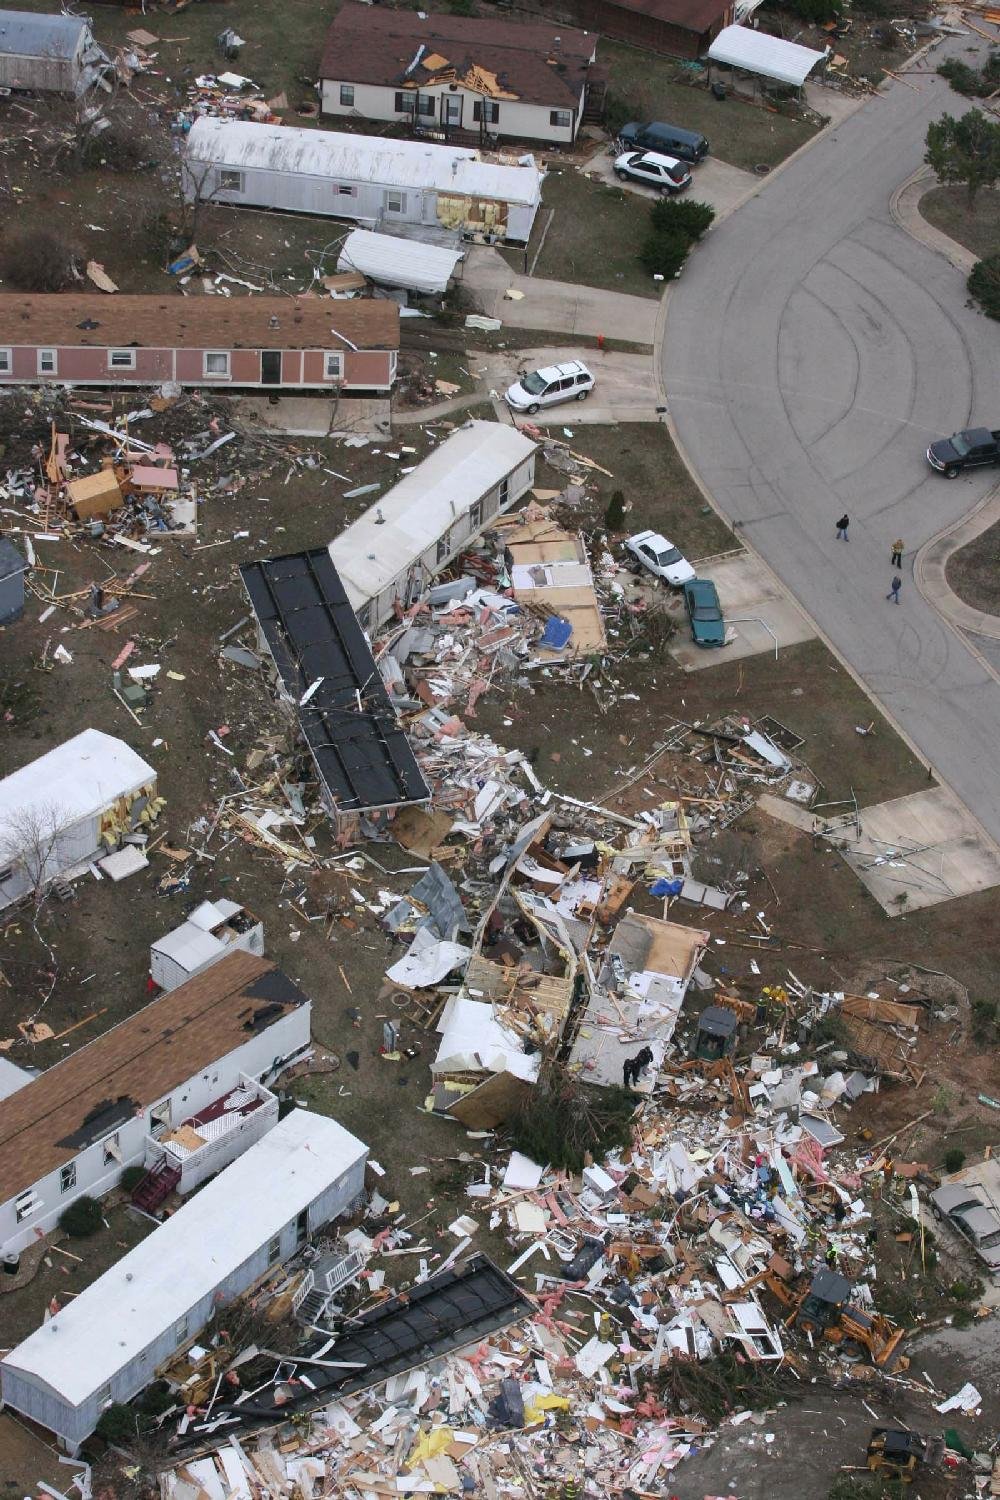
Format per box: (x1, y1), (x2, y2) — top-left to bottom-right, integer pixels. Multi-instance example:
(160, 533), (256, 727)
(0, 295), (399, 393)
(0, 952), (312, 1260)
(320, 4), (599, 146)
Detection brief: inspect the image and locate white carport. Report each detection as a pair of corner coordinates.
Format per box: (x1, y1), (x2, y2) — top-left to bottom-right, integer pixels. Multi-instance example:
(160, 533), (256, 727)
(708, 26), (828, 89)
(337, 229), (462, 296)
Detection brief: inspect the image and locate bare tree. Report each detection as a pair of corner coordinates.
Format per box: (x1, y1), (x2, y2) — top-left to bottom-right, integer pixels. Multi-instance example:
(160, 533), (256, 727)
(0, 800), (69, 915)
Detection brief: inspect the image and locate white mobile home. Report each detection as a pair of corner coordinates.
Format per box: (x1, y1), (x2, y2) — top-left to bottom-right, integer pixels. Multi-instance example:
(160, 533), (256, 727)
(330, 419), (537, 630)
(0, 728), (159, 910)
(0, 1109), (368, 1450)
(0, 952), (312, 1260)
(183, 118), (543, 244)
(150, 897), (264, 992)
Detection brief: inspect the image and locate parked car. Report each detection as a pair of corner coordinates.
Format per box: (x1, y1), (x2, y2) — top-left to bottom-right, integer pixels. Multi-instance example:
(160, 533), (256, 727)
(926, 427), (1000, 477)
(613, 150), (690, 195)
(505, 360), (594, 415)
(929, 1182), (1000, 1274)
(619, 121), (709, 163)
(625, 529), (695, 586)
(682, 577), (725, 647)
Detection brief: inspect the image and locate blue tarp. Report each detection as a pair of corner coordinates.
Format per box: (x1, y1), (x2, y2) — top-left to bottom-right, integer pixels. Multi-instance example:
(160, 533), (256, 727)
(540, 616), (573, 651)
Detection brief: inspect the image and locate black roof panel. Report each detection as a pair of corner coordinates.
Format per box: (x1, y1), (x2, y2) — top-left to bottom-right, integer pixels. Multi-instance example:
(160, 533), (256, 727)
(240, 548), (429, 814)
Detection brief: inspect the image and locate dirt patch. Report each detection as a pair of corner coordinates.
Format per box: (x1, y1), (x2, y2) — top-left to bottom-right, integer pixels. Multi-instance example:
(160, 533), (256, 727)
(920, 184), (1000, 263)
(945, 517), (1000, 617)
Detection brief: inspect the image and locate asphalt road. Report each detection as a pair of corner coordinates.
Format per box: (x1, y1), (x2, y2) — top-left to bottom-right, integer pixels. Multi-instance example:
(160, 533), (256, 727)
(663, 42), (1000, 841)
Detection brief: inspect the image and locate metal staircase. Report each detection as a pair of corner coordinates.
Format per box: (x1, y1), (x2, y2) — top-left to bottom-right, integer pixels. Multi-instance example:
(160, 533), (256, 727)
(292, 1248), (366, 1328)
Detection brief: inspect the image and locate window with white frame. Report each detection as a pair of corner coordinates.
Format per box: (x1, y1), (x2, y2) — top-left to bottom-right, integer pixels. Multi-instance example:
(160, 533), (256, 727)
(14, 1190), (41, 1223)
(102, 1131), (122, 1165)
(204, 352), (230, 378)
(324, 352), (343, 380)
(175, 1315), (188, 1341)
(386, 189), (406, 214)
(469, 498), (483, 529)
(436, 528), (452, 565)
(108, 349), (136, 370)
(0, 348), (11, 373)
(335, 183), (357, 197)
(267, 1233), (282, 1265)
(339, 84), (354, 106)
(38, 349), (57, 375)
(394, 91), (431, 115)
(97, 1384), (112, 1408)
(219, 169), (244, 192)
(549, 110), (572, 129)
(473, 100), (500, 124)
(60, 1163), (77, 1194)
(150, 1098), (171, 1134)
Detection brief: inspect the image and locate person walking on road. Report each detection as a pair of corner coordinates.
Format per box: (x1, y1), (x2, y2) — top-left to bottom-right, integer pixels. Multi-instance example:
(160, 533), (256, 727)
(891, 538), (904, 568)
(887, 574), (902, 605)
(835, 513), (850, 541)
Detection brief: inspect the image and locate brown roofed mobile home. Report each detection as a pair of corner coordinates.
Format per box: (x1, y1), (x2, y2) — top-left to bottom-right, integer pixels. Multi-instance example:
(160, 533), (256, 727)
(0, 295), (399, 391)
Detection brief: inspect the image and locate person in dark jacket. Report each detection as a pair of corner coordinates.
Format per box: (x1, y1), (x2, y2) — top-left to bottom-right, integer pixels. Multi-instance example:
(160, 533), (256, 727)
(835, 514), (850, 541)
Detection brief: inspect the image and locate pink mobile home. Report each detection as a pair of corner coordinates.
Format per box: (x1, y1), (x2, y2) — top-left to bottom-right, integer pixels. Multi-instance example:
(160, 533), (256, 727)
(0, 296), (399, 392)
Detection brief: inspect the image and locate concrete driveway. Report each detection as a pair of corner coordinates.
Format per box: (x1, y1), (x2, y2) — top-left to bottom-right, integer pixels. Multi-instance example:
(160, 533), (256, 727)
(662, 34), (1000, 844)
(462, 246), (657, 344)
(668, 550), (816, 670)
(477, 346), (660, 424)
(582, 145), (758, 224)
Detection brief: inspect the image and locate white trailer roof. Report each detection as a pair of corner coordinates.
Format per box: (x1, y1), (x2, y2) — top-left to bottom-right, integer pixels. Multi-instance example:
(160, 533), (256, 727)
(1, 1110), (367, 1408)
(330, 420), (536, 611)
(708, 25), (827, 87)
(186, 119), (543, 208)
(0, 729), (154, 836)
(338, 228), (462, 296)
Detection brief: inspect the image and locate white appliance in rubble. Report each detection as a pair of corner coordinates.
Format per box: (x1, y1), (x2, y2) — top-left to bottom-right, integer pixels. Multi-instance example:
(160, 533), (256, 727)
(150, 899), (264, 992)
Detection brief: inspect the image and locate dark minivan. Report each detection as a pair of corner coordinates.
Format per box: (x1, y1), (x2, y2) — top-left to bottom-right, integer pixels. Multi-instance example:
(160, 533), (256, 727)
(619, 120), (709, 164)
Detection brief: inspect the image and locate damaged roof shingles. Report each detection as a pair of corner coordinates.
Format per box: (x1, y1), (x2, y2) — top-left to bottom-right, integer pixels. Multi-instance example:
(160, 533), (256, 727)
(0, 952), (308, 1203)
(321, 4), (596, 107)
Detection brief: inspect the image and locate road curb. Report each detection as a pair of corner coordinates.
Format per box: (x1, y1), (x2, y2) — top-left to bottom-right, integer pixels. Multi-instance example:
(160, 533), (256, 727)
(914, 479), (1000, 648)
(889, 165), (978, 276)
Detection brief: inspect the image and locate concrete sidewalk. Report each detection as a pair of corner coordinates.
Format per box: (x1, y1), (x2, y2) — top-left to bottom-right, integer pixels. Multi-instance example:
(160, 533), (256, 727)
(462, 246), (657, 344)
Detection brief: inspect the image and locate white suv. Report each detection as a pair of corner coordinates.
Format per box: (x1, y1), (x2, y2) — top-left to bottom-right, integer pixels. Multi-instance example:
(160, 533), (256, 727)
(614, 150), (691, 195)
(505, 360), (595, 415)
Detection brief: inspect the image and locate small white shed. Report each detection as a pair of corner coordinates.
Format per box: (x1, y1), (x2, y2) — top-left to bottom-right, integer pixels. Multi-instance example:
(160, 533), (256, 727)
(0, 729), (158, 909)
(150, 898), (264, 992)
(330, 419), (537, 629)
(184, 119), (543, 244)
(0, 1108), (368, 1450)
(337, 228), (463, 296)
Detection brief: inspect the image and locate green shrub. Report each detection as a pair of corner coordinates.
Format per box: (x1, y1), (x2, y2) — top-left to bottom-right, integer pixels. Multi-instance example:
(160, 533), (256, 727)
(968, 254), (1000, 320)
(943, 1147), (965, 1174)
(59, 1195), (103, 1238)
(952, 1305), (974, 1329)
(938, 53), (1000, 98)
(650, 197), (715, 243)
(510, 1066), (637, 1173)
(639, 228), (690, 279)
(605, 490), (627, 531)
(95, 1402), (141, 1445)
(119, 1165), (147, 1194)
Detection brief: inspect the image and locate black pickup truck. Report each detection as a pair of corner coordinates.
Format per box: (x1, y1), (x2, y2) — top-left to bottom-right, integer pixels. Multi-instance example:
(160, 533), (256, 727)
(926, 427), (1000, 477)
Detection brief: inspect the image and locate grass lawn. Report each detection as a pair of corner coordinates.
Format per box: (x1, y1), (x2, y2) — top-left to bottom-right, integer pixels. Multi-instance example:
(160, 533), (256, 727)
(602, 40), (819, 172)
(946, 521), (1000, 616)
(511, 169), (658, 299)
(536, 421), (737, 559)
(920, 185), (1000, 263)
